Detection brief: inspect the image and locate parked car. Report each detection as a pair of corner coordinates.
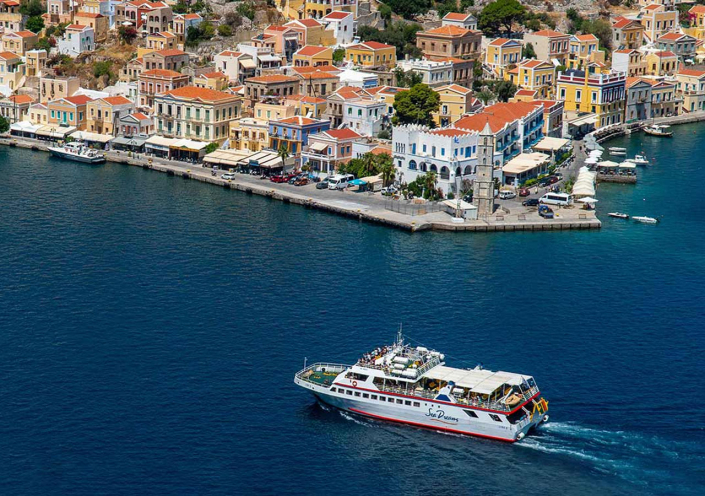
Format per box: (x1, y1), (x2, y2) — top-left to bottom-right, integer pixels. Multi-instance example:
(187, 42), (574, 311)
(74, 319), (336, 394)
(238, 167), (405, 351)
(518, 188), (530, 197)
(294, 177), (309, 186)
(538, 204), (554, 219)
(221, 172), (236, 180)
(316, 180), (329, 189)
(380, 186), (398, 196)
(554, 172), (563, 180)
(522, 198), (539, 207)
(498, 190), (516, 200)
(270, 174), (288, 183)
(548, 176), (560, 185)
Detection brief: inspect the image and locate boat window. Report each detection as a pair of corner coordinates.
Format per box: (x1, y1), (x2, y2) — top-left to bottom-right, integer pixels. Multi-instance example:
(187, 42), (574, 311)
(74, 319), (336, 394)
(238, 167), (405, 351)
(396, 399), (403, 404)
(362, 393), (369, 398)
(413, 402), (420, 407)
(379, 396), (386, 402)
(464, 410), (478, 418)
(354, 392), (361, 397)
(404, 400), (411, 406)
(489, 414), (502, 422)
(346, 390), (353, 395)
(371, 395), (378, 400)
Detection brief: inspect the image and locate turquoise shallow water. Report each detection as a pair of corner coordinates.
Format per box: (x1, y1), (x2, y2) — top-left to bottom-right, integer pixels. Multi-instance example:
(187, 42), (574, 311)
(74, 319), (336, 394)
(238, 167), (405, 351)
(0, 126), (704, 495)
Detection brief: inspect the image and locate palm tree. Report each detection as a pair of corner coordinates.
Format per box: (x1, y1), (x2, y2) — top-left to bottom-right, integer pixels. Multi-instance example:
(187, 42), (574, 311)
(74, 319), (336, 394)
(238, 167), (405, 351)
(477, 89), (495, 106)
(380, 160), (395, 187)
(362, 152), (377, 176)
(423, 171), (437, 200)
(278, 144), (290, 170)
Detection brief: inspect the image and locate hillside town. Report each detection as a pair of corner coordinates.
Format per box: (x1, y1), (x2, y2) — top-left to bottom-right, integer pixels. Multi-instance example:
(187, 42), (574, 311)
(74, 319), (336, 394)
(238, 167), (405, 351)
(0, 0), (701, 223)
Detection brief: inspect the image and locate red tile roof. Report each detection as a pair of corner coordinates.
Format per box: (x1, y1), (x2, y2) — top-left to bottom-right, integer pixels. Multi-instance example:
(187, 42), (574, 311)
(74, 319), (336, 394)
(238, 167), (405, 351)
(9, 94), (34, 104)
(164, 86), (238, 101)
(246, 74), (299, 84)
(130, 112), (151, 121)
(422, 25), (473, 37)
(0, 51), (20, 60)
(575, 34), (598, 42)
(530, 29), (568, 38)
(63, 95), (93, 105)
(322, 11), (351, 20)
(199, 71), (227, 78)
(277, 116), (321, 125)
(455, 102), (542, 133)
(678, 68), (705, 77)
(324, 128), (361, 139)
(691, 5), (705, 14)
(295, 45), (330, 57)
(443, 12), (473, 21)
(142, 68), (184, 78)
(102, 96), (133, 105)
(488, 38), (515, 47)
(8, 30), (36, 38)
(154, 49), (187, 57)
(658, 32), (688, 41)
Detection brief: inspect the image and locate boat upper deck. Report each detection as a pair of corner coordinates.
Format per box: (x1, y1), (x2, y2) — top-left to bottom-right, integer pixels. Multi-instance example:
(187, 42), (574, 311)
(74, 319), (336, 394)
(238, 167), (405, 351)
(422, 365), (531, 395)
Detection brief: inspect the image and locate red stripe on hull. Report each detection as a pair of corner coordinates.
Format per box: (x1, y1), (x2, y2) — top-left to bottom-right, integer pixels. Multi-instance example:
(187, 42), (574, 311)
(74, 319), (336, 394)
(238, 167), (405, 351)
(333, 383), (540, 415)
(347, 407), (516, 443)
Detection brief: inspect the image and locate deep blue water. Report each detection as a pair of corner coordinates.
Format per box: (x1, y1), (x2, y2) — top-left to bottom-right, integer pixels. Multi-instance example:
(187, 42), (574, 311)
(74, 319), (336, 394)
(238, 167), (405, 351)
(1, 126), (704, 495)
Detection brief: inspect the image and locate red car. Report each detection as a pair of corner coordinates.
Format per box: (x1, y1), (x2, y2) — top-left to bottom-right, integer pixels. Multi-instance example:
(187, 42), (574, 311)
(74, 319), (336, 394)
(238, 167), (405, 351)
(518, 187), (530, 197)
(548, 176), (560, 185)
(270, 173), (296, 183)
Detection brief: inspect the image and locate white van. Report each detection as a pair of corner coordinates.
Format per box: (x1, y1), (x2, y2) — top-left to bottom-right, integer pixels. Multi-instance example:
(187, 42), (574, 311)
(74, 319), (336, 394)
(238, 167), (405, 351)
(328, 174), (354, 190)
(539, 192), (573, 206)
(498, 190), (516, 200)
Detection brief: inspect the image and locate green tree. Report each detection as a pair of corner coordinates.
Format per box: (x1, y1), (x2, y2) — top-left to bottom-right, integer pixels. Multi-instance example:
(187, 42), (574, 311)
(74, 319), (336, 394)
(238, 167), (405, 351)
(218, 24), (232, 37)
(379, 3), (392, 21)
(476, 89), (494, 105)
(35, 37), (52, 51)
(566, 8), (582, 33)
(204, 142), (219, 154)
(495, 80), (517, 102)
(479, 0), (526, 37)
(393, 67), (423, 88)
(392, 83), (440, 128)
(379, 154), (395, 186)
(26, 15), (44, 33)
(582, 18), (613, 50)
(173, 1), (187, 13)
(237, 2), (256, 20)
(522, 42), (536, 59)
(423, 171), (439, 200)
(332, 48), (345, 64)
(0, 115), (9, 134)
(356, 22), (422, 59)
(93, 61), (112, 78)
(379, 0), (432, 19)
(19, 0), (43, 17)
(278, 144), (290, 167)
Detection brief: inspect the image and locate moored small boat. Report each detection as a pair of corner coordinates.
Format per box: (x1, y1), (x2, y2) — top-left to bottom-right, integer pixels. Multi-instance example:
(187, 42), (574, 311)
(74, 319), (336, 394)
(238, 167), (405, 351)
(625, 154), (648, 165)
(633, 216), (659, 224)
(608, 212), (629, 219)
(643, 125), (673, 137)
(48, 142), (106, 164)
(609, 147), (627, 156)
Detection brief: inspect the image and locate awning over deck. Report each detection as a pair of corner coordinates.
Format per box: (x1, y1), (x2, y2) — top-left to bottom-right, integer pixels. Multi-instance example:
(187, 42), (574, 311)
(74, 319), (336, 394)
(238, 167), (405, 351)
(36, 125), (76, 138)
(533, 136), (570, 152)
(169, 139), (208, 152)
(70, 130), (113, 144)
(502, 152), (550, 175)
(203, 149), (251, 167)
(10, 121), (41, 134)
(422, 365), (528, 394)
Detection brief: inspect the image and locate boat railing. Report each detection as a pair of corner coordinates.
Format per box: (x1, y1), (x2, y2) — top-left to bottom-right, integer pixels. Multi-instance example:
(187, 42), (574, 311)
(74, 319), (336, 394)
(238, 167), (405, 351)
(295, 362), (349, 384)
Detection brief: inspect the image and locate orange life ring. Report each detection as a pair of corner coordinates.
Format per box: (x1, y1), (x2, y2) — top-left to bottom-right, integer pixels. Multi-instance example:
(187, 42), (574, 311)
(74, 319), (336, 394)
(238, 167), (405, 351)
(352, 380), (358, 387)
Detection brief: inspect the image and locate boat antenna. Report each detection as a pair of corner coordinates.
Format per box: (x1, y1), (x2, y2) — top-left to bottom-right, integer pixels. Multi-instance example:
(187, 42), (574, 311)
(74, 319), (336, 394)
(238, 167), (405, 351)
(397, 323), (403, 346)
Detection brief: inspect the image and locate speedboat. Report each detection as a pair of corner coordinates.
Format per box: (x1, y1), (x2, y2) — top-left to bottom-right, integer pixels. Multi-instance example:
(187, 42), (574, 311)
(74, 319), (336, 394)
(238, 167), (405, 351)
(294, 330), (549, 442)
(609, 147), (627, 156)
(48, 142), (106, 164)
(625, 154), (648, 165)
(608, 212), (629, 219)
(633, 216), (659, 224)
(643, 125), (672, 137)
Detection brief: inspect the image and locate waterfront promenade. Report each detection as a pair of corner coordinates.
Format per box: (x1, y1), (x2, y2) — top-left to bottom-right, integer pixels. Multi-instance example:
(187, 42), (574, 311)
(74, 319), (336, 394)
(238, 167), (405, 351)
(1, 136), (600, 232)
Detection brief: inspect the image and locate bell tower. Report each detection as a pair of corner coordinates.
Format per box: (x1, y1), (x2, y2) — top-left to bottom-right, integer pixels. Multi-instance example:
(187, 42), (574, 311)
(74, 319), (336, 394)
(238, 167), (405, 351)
(473, 122), (495, 219)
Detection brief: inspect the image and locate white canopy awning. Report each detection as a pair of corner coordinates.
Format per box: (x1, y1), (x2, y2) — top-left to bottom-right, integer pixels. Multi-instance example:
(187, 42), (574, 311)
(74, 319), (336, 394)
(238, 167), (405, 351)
(239, 58), (257, 69)
(70, 130), (113, 143)
(145, 135), (176, 149)
(36, 125), (76, 138)
(577, 197), (598, 203)
(422, 365), (528, 394)
(309, 141), (328, 153)
(502, 152), (550, 175)
(170, 139), (208, 151)
(533, 136), (570, 152)
(10, 121), (41, 133)
(597, 160), (621, 168)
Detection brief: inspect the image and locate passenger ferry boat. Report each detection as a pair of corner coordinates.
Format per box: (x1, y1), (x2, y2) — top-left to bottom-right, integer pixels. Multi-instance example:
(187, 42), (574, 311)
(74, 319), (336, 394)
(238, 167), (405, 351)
(294, 332), (549, 442)
(48, 142), (106, 164)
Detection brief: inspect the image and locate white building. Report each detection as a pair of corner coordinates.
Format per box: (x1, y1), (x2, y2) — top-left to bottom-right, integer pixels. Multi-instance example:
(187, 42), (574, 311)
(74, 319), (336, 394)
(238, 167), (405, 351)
(392, 101), (545, 194)
(338, 67), (378, 88)
(441, 12), (478, 30)
(342, 98), (386, 137)
(215, 50), (251, 84)
(396, 58), (454, 87)
(321, 11), (354, 45)
(57, 24), (94, 58)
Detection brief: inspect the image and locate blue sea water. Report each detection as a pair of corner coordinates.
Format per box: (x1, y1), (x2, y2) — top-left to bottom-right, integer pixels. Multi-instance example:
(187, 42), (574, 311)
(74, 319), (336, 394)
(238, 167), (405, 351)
(0, 126), (704, 496)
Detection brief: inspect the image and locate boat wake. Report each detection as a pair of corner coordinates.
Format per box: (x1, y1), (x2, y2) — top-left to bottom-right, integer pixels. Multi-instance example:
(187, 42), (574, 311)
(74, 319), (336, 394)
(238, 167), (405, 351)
(519, 422), (703, 491)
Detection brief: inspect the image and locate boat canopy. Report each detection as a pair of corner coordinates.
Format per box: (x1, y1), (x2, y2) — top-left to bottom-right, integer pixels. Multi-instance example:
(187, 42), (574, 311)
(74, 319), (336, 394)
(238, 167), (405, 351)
(422, 365), (529, 395)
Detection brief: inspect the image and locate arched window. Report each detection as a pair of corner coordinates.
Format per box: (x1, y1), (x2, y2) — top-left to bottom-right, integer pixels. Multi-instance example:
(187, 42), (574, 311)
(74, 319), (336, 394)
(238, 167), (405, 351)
(408, 160), (417, 170)
(430, 164), (437, 172)
(464, 165), (472, 175)
(440, 166), (450, 180)
(455, 167), (462, 176)
(420, 162), (427, 172)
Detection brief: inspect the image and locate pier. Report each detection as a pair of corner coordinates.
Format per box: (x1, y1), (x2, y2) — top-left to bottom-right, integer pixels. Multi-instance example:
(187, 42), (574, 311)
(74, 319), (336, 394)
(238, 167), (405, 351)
(0, 136), (600, 233)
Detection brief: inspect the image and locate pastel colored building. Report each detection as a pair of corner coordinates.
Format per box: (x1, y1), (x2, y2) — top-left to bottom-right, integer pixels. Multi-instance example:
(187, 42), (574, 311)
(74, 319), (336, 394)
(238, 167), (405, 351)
(556, 68), (626, 128)
(416, 25), (481, 61)
(676, 68), (705, 112)
(645, 50), (678, 76)
(612, 49), (647, 77)
(268, 115), (330, 156)
(507, 59), (556, 99)
(441, 12), (477, 30)
(1, 30), (37, 55)
(321, 11), (353, 45)
(57, 24), (94, 57)
(523, 30), (570, 65)
(293, 45), (333, 67)
(47, 95), (93, 130)
(612, 16), (645, 50)
(301, 127), (363, 173)
(433, 83), (476, 127)
(139, 68), (190, 109)
(86, 95), (135, 135)
(485, 38), (521, 79)
(345, 41), (397, 68)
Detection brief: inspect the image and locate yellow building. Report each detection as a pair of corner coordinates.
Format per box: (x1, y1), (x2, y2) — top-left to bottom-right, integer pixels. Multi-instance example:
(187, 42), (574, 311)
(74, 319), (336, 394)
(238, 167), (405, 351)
(556, 67), (626, 128)
(641, 4), (678, 43)
(685, 5), (705, 40)
(138, 31), (177, 58)
(0, 0), (24, 33)
(345, 41), (396, 68)
(645, 50), (678, 76)
(485, 38), (521, 79)
(284, 18), (336, 47)
(194, 71), (229, 91)
(0, 51), (22, 90)
(568, 34), (605, 70)
(612, 16), (645, 50)
(47, 95), (93, 130)
(253, 101), (296, 121)
(74, 12), (109, 43)
(1, 30), (37, 55)
(229, 117), (270, 152)
(292, 45), (333, 67)
(432, 84), (474, 127)
(507, 59), (555, 99)
(86, 96), (135, 135)
(676, 69), (705, 112)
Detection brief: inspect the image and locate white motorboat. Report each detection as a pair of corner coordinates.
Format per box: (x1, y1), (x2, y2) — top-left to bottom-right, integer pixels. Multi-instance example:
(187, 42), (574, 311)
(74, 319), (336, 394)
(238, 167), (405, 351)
(294, 330), (549, 442)
(643, 124), (672, 137)
(633, 216), (659, 224)
(625, 154), (648, 165)
(48, 142), (106, 164)
(608, 212), (629, 219)
(609, 147), (627, 156)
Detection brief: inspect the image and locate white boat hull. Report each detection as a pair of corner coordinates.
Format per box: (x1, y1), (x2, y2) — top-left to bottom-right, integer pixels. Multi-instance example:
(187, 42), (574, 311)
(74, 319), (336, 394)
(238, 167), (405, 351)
(49, 147), (106, 164)
(295, 376), (545, 442)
